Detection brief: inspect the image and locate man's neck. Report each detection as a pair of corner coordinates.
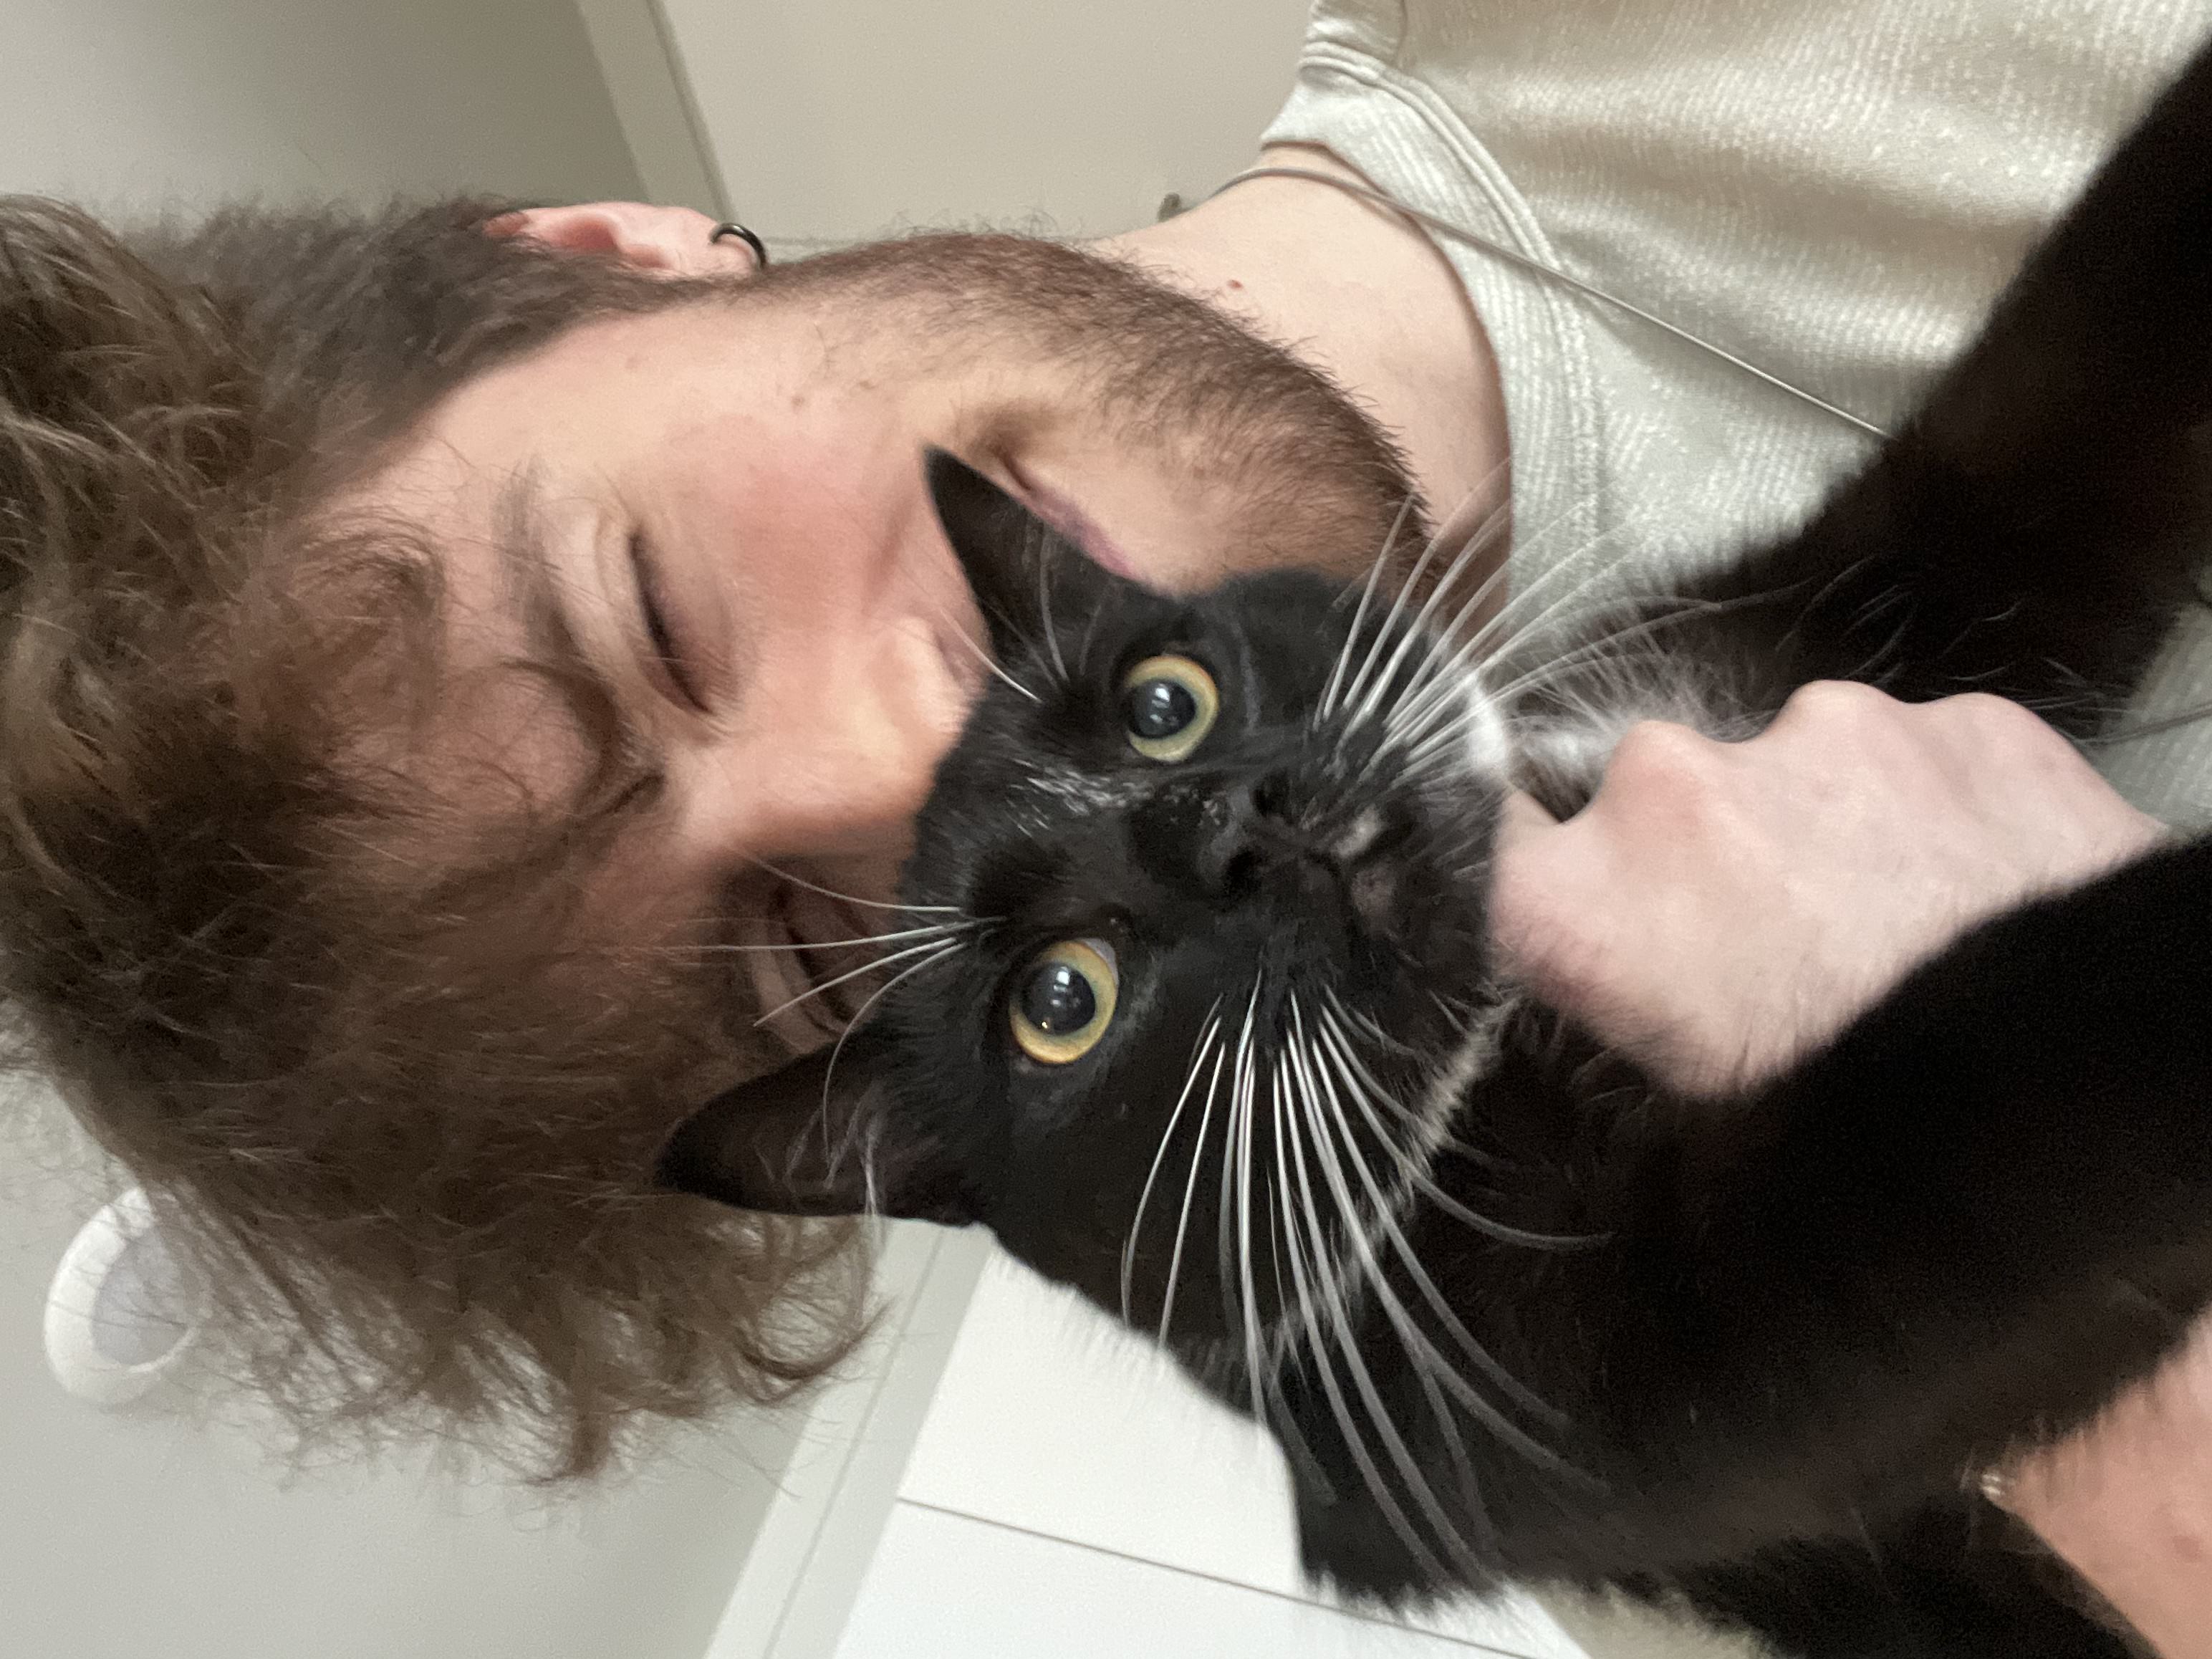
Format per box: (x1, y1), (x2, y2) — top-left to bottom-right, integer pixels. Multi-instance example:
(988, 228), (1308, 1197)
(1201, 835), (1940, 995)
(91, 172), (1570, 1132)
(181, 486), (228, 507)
(1100, 143), (1511, 549)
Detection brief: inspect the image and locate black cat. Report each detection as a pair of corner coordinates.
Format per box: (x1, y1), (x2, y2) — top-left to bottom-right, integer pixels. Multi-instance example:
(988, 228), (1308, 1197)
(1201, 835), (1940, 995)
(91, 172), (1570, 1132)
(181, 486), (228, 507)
(658, 34), (2212, 1659)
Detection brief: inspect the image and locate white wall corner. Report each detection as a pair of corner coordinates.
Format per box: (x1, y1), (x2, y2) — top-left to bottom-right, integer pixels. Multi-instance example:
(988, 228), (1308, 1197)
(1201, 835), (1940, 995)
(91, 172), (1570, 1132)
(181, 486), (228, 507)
(572, 0), (729, 215)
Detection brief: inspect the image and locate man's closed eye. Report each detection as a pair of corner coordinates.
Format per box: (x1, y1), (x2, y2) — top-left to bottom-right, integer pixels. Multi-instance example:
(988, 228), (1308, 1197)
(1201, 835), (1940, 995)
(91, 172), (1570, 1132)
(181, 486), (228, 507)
(629, 532), (707, 713)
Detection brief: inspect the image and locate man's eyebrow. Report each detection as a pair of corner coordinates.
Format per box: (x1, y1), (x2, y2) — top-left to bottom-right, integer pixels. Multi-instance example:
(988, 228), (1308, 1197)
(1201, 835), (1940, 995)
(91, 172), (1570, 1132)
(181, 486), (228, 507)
(491, 468), (658, 793)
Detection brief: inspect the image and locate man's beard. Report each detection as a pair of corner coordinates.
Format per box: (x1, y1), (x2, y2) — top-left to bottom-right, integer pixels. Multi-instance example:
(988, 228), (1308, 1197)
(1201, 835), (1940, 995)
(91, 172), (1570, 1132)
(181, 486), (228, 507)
(741, 229), (1433, 581)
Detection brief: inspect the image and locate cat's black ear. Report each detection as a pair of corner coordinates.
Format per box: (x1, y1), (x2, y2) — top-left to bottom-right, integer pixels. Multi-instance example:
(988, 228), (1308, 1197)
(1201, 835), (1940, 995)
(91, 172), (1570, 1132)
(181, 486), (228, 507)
(924, 447), (1117, 667)
(655, 1026), (978, 1225)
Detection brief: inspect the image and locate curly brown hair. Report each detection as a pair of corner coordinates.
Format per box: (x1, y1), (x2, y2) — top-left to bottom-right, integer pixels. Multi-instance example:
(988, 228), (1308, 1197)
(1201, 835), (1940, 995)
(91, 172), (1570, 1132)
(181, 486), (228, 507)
(0, 195), (864, 1476)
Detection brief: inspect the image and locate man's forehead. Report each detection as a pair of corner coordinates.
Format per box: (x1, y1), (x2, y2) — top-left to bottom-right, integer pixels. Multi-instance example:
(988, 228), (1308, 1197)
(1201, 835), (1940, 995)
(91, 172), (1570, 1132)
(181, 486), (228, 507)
(365, 301), (747, 491)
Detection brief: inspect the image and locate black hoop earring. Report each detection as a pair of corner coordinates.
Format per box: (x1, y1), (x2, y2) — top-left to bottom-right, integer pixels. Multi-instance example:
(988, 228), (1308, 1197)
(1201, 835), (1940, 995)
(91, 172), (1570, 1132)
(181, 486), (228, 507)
(709, 221), (769, 268)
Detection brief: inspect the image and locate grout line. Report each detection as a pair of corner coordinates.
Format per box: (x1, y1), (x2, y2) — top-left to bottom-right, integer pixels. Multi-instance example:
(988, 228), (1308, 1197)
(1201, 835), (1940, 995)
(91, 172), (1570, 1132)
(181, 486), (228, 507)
(894, 1498), (1550, 1658)
(760, 1226), (945, 1658)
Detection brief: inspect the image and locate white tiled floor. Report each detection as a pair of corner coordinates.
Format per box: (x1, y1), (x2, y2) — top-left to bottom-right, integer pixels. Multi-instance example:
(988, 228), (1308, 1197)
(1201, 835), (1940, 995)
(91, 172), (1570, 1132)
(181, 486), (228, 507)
(842, 1503), (1537, 1658)
(832, 1250), (1763, 1659)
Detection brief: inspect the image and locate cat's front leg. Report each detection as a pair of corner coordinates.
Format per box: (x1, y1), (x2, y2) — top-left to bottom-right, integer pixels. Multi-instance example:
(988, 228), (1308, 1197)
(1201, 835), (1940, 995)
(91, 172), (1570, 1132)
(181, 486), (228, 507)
(1579, 832), (2212, 1538)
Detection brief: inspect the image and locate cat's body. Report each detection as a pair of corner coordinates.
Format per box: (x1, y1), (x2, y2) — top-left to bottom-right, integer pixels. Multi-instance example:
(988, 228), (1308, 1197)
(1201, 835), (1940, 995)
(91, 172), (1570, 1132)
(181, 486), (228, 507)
(661, 36), (2212, 1659)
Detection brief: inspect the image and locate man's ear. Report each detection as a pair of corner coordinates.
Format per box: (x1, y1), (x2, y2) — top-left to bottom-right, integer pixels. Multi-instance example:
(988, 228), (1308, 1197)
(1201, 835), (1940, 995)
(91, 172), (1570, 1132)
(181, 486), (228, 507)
(924, 448), (1117, 668)
(655, 1025), (978, 1226)
(488, 203), (762, 276)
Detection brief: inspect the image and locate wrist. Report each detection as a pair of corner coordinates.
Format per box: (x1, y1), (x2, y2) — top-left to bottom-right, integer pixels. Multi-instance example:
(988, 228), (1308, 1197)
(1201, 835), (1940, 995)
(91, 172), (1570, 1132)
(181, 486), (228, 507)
(1993, 1339), (2212, 1658)
(2005, 1481), (2212, 1657)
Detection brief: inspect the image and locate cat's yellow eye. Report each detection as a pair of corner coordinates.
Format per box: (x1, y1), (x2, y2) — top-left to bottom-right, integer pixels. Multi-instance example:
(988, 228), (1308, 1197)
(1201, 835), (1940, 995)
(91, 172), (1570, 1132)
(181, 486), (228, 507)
(1121, 654), (1220, 762)
(1009, 938), (1120, 1064)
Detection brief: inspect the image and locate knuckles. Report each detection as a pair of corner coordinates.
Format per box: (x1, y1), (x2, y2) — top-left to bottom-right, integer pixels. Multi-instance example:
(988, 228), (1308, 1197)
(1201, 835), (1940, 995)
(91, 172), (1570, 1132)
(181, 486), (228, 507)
(1771, 678), (1893, 735)
(1596, 719), (1740, 832)
(1923, 689), (2067, 754)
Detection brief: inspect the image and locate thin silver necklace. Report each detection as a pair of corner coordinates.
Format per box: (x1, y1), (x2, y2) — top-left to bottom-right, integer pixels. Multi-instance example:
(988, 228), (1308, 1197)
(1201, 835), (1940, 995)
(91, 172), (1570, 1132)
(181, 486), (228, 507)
(1208, 164), (1893, 443)
(1208, 170), (2212, 748)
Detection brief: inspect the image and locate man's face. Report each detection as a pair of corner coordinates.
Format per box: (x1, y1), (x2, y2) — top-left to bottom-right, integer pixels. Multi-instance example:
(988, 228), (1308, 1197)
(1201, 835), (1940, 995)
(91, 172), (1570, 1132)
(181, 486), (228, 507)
(354, 235), (1418, 1028)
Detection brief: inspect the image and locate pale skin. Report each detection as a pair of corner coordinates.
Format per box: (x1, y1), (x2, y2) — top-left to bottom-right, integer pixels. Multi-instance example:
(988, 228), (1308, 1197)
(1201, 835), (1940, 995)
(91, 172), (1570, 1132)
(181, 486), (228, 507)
(391, 158), (2206, 1648)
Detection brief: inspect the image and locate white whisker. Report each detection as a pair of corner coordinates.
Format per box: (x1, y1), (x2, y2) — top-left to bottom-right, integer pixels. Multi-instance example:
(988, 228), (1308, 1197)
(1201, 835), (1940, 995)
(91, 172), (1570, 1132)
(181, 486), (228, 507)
(754, 934), (965, 1027)
(1380, 539), (1519, 730)
(812, 940), (963, 1189)
(1034, 521), (1071, 689)
(1275, 1024), (1458, 1585)
(1335, 519), (1451, 728)
(1319, 498), (1417, 721)
(1305, 1013), (1572, 1450)
(1341, 510), (1510, 740)
(702, 920), (978, 954)
(1236, 1039), (1268, 1422)
(1375, 549), (1533, 749)
(749, 859), (964, 914)
(1287, 1004), (1496, 1546)
(1216, 984), (1269, 1420)
(1160, 1031), (1234, 1345)
(1481, 592), (1744, 709)
(1462, 515), (1635, 662)
(1315, 1009), (1593, 1254)
(1403, 526), (1637, 718)
(943, 609), (1043, 704)
(1320, 990), (1514, 1170)
(1123, 1002), (1226, 1322)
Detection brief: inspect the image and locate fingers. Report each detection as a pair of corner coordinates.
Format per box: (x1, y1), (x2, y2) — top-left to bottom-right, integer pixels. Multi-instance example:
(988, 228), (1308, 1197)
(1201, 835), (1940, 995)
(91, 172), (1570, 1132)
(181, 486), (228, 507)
(1487, 778), (1640, 1029)
(1483, 685), (2168, 1095)
(1487, 786), (1579, 985)
(1587, 718), (1749, 851)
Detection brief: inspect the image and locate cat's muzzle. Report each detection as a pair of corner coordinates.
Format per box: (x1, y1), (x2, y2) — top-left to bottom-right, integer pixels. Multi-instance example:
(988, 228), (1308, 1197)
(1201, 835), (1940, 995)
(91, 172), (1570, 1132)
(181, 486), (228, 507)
(1196, 776), (1409, 925)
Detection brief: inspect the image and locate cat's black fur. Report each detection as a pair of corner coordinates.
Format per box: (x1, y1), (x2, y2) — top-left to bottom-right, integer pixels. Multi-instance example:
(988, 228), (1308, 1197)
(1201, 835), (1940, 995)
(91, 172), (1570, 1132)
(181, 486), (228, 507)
(660, 37), (2212, 1659)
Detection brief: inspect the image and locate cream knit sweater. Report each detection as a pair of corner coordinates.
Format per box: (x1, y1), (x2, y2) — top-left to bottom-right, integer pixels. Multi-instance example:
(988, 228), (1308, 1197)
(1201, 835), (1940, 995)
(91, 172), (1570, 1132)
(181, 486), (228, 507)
(1264, 0), (2212, 822)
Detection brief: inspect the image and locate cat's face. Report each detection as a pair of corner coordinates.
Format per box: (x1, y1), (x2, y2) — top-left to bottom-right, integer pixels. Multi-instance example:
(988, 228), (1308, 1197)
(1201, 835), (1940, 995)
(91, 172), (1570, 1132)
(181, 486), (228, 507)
(661, 453), (1511, 1376)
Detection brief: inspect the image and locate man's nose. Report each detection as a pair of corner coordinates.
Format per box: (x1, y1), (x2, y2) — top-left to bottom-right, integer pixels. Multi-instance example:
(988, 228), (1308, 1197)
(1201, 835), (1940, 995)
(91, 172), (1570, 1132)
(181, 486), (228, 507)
(681, 628), (972, 868)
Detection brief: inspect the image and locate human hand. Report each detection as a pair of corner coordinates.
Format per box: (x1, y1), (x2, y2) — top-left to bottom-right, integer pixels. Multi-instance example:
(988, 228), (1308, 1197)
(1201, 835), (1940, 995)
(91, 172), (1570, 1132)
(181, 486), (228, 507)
(1489, 681), (2205, 1653)
(1489, 681), (2166, 1095)
(1994, 1319), (2212, 1658)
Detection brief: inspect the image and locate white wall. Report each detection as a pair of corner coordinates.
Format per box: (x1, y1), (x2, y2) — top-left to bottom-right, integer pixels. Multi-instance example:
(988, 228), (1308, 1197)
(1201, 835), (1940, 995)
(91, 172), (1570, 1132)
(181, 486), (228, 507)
(656, 0), (1311, 246)
(2, 1082), (804, 1659)
(0, 0), (643, 208)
